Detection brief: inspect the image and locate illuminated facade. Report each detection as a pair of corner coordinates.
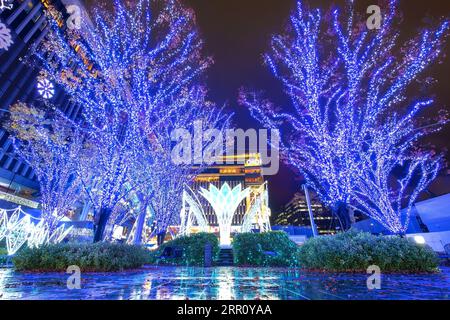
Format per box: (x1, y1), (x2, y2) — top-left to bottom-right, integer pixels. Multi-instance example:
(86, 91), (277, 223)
(179, 154), (271, 243)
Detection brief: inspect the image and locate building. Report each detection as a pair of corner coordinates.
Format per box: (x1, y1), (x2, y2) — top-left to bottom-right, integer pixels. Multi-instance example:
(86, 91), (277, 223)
(274, 192), (339, 235)
(178, 153), (271, 243)
(190, 154), (267, 225)
(0, 0), (86, 209)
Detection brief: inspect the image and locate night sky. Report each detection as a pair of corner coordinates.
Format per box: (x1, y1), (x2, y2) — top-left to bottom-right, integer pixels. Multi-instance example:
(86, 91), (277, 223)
(85, 0), (450, 215)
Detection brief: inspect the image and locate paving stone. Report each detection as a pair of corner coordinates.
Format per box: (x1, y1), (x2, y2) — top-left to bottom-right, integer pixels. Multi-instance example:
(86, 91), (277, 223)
(0, 266), (448, 300)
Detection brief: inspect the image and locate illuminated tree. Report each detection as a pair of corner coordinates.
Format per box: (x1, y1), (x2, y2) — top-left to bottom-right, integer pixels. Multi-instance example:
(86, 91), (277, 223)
(128, 87), (230, 245)
(240, 0), (448, 231)
(6, 103), (83, 233)
(352, 110), (446, 234)
(33, 0), (213, 241)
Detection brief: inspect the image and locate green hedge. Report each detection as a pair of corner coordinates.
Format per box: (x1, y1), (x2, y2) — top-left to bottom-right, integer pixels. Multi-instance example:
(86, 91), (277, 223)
(297, 230), (439, 273)
(149, 232), (220, 266)
(0, 245), (7, 264)
(13, 242), (151, 272)
(232, 231), (299, 267)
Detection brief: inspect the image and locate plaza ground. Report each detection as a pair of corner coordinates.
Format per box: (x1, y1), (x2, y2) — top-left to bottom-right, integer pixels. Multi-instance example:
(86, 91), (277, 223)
(0, 266), (449, 300)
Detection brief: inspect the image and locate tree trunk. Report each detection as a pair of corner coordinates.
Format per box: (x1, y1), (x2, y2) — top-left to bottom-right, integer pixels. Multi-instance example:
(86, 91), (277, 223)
(332, 202), (352, 231)
(46, 217), (59, 237)
(93, 207), (112, 242)
(157, 230), (166, 246)
(80, 202), (91, 221)
(133, 204), (147, 245)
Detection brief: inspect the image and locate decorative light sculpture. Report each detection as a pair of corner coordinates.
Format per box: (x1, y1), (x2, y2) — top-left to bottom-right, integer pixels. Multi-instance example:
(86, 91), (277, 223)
(242, 182), (271, 233)
(37, 78), (55, 99)
(48, 224), (73, 244)
(5, 212), (31, 255)
(0, 207), (73, 255)
(199, 183), (250, 246)
(0, 209), (6, 239)
(0, 208), (32, 255)
(179, 189), (209, 237)
(27, 220), (49, 249)
(0, 0), (14, 11)
(241, 198), (262, 233)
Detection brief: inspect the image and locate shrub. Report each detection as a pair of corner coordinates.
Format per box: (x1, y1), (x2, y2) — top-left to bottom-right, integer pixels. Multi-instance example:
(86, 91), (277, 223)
(297, 230), (440, 273)
(149, 232), (220, 266)
(0, 245), (7, 265)
(13, 242), (151, 272)
(232, 231), (299, 267)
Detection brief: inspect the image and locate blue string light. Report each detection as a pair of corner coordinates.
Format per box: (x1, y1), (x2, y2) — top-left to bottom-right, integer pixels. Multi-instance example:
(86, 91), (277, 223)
(240, 0), (449, 233)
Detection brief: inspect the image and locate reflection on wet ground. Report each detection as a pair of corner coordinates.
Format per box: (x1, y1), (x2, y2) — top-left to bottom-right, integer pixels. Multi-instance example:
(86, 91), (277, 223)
(0, 266), (449, 300)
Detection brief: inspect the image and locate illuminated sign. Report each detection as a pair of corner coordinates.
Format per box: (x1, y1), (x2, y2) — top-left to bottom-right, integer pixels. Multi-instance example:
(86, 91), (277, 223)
(0, 191), (39, 208)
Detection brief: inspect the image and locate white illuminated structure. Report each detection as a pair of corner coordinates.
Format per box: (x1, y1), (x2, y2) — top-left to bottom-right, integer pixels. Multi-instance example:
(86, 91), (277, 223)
(27, 219), (49, 249)
(0, 208), (31, 255)
(179, 187), (209, 237)
(0, 207), (72, 255)
(199, 183), (250, 246)
(241, 182), (271, 233)
(37, 77), (55, 99)
(176, 154), (272, 244)
(177, 180), (272, 244)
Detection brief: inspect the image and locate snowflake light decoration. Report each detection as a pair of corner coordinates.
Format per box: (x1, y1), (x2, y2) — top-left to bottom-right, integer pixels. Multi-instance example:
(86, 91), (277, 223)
(0, 21), (13, 50)
(0, 0), (13, 11)
(37, 77), (55, 99)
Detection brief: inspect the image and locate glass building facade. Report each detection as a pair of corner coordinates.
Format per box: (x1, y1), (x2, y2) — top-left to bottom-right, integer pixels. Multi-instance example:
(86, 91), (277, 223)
(0, 0), (82, 206)
(274, 192), (340, 235)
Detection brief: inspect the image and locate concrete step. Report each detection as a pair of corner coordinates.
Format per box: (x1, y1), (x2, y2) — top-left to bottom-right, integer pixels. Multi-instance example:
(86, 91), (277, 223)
(216, 248), (234, 266)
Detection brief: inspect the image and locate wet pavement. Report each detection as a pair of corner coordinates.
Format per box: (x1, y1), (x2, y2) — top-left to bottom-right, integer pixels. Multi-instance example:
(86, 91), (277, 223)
(0, 266), (449, 300)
